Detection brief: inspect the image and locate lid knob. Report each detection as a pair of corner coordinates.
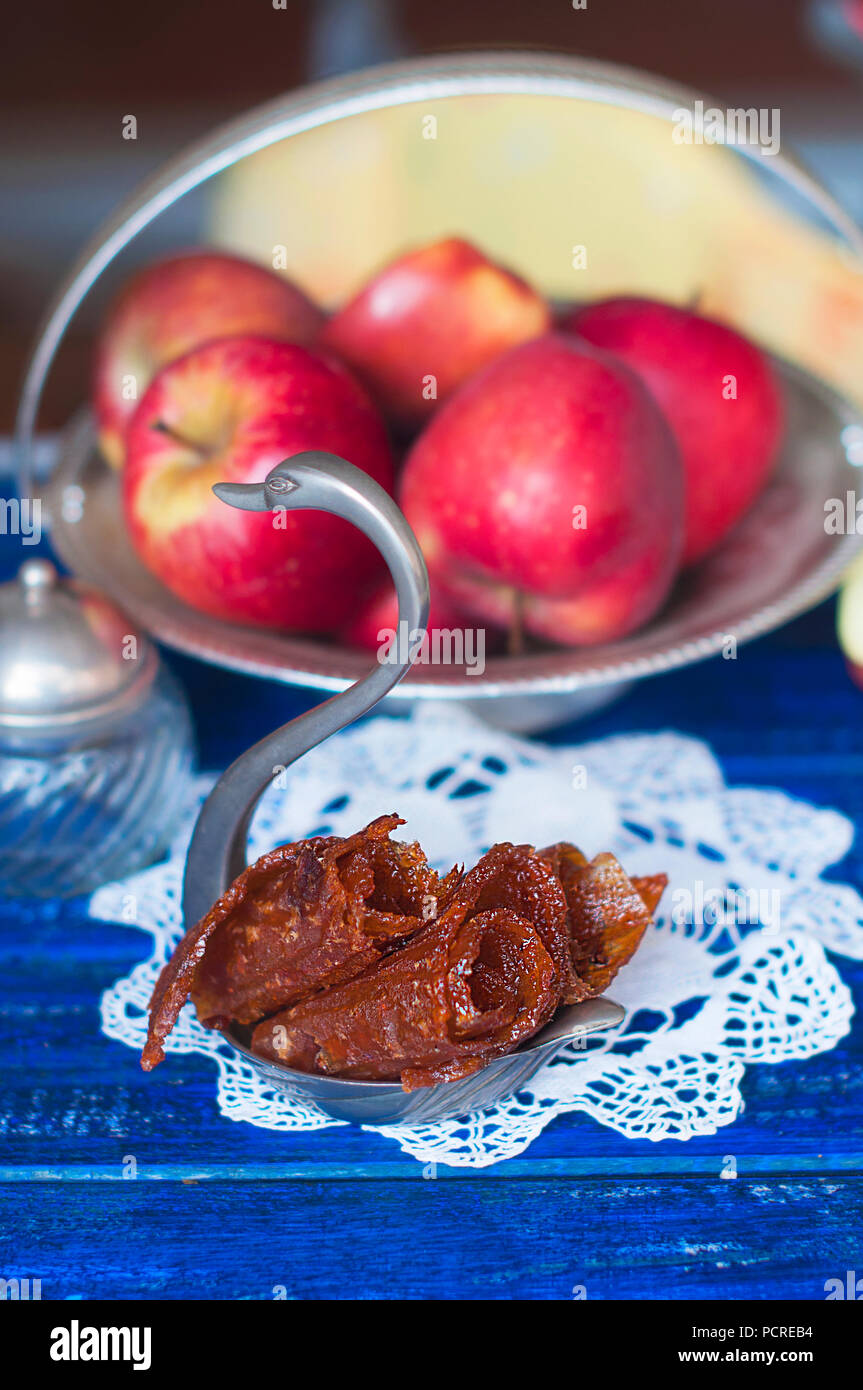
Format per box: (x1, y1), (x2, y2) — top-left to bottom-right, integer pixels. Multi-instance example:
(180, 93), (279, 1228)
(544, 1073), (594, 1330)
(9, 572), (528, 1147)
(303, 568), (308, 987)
(0, 560), (158, 732)
(19, 558), (58, 604)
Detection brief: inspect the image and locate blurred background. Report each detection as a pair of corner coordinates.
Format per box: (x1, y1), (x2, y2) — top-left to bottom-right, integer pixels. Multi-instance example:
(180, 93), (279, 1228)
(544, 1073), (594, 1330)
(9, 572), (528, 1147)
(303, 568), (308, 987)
(2, 0), (862, 435)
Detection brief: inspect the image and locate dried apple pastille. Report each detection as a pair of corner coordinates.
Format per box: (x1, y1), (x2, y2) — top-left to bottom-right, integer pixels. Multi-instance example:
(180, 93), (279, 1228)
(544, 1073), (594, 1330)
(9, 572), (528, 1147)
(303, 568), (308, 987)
(142, 814), (458, 1070)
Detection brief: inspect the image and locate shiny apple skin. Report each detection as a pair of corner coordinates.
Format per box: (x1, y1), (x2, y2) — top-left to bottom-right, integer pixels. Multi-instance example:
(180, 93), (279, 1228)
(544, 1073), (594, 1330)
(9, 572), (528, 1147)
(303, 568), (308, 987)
(94, 250), (324, 468)
(399, 333), (684, 647)
(124, 336), (394, 632)
(565, 296), (784, 566)
(846, 0), (863, 37)
(321, 237), (550, 429)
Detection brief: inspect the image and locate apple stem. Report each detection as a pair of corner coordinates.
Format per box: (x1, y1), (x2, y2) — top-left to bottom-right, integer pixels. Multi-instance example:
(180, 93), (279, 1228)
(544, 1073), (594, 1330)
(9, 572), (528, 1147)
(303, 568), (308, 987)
(151, 420), (209, 456)
(507, 590), (526, 657)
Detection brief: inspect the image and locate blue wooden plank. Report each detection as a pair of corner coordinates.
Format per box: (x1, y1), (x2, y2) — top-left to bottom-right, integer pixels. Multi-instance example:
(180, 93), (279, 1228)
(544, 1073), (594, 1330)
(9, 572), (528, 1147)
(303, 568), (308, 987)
(1, 902), (861, 1173)
(1, 1154), (863, 1179)
(2, 508), (863, 1298)
(1, 1179), (859, 1300)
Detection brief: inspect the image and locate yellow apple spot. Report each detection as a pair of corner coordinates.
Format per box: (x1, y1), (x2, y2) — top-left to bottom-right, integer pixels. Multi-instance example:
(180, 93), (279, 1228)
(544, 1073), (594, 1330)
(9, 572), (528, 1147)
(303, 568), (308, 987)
(136, 459), (226, 536)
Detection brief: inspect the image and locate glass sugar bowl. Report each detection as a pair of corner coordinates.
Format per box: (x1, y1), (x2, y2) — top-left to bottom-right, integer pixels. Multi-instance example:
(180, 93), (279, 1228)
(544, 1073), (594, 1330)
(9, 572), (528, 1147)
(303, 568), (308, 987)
(0, 558), (194, 897)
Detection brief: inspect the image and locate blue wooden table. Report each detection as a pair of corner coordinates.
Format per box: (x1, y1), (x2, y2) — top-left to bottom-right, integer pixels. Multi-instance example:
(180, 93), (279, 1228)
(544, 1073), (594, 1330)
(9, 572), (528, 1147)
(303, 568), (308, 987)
(1, 522), (861, 1301)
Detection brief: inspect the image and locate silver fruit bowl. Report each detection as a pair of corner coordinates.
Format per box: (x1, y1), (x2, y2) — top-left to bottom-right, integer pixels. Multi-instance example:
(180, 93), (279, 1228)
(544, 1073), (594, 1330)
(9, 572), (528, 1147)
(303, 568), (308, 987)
(47, 356), (863, 732)
(18, 52), (863, 732)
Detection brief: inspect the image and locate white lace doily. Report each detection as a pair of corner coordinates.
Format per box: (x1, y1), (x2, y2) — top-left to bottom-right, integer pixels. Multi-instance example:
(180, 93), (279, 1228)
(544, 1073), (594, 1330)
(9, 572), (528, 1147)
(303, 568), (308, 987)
(94, 705), (859, 1168)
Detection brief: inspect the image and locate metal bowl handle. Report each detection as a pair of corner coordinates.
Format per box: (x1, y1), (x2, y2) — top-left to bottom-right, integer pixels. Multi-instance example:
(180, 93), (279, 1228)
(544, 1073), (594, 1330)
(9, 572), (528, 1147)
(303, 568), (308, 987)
(180, 449), (429, 930)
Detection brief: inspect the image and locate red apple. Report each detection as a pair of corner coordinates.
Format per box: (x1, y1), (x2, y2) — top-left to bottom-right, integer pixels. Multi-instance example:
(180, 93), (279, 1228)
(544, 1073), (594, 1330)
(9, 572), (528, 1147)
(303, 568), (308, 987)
(124, 336), (394, 631)
(399, 334), (684, 647)
(564, 297), (784, 565)
(846, 1), (863, 37)
(343, 579), (504, 662)
(321, 237), (550, 429)
(94, 250), (324, 468)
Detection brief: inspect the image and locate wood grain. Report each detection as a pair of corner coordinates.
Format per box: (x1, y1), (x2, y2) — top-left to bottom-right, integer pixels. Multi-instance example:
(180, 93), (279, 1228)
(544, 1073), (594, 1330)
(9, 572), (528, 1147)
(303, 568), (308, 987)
(1, 531), (861, 1299)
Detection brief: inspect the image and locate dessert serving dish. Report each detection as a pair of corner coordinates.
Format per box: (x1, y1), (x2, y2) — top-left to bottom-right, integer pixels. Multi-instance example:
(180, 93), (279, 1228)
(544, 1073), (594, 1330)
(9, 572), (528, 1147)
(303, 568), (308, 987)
(222, 998), (626, 1127)
(134, 452), (654, 1125)
(16, 52), (863, 732)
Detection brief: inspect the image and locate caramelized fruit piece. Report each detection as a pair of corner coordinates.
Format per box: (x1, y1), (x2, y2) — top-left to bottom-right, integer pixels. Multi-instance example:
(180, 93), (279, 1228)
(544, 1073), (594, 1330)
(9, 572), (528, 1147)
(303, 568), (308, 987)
(541, 843), (667, 998)
(144, 820), (666, 1087)
(142, 815), (456, 1070)
(252, 899), (556, 1089)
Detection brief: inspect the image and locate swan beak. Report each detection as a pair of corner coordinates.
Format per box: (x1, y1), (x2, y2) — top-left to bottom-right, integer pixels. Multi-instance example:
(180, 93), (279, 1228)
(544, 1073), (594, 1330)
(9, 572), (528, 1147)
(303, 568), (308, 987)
(211, 481), (269, 512)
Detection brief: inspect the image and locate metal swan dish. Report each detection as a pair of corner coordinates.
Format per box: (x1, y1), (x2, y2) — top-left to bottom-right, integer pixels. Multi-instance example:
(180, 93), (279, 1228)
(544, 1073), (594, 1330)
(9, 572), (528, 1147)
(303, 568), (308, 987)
(143, 450), (654, 1126)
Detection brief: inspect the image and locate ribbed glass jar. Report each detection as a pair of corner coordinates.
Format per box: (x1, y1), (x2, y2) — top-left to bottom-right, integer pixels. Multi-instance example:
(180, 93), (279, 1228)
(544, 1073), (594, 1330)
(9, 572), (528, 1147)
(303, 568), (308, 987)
(0, 665), (194, 897)
(0, 559), (195, 898)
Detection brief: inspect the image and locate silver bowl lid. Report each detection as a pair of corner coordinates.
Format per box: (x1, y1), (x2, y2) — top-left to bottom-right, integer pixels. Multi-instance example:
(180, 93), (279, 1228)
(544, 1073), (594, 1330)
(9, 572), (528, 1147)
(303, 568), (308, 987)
(0, 558), (158, 731)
